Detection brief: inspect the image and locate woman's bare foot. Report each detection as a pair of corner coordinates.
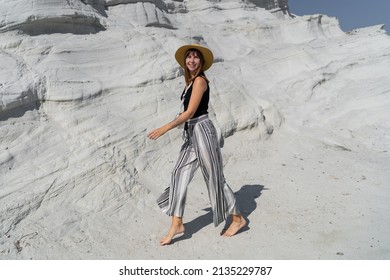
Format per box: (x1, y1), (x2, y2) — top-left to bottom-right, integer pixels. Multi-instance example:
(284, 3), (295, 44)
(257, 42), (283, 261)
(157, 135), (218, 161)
(160, 224), (185, 245)
(160, 216), (185, 246)
(222, 215), (246, 237)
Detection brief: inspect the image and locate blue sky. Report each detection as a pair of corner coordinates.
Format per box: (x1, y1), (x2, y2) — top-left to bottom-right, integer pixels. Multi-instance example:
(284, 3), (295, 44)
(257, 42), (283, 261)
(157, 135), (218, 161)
(288, 0), (390, 33)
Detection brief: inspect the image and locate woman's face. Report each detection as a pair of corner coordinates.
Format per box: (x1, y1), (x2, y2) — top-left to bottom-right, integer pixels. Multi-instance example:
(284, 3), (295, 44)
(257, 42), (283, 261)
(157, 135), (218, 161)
(186, 51), (202, 73)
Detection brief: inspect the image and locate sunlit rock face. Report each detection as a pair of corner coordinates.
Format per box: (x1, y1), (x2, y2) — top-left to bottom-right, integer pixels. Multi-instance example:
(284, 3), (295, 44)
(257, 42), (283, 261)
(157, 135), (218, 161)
(0, 0), (389, 259)
(0, 0), (107, 35)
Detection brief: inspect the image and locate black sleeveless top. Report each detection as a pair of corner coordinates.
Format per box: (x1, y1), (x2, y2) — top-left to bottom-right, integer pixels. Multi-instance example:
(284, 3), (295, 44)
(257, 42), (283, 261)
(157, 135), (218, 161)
(181, 74), (209, 119)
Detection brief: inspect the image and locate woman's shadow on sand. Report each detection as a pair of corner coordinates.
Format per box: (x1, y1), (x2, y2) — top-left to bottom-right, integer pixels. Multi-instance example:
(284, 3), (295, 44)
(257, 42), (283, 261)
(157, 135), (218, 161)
(173, 184), (265, 243)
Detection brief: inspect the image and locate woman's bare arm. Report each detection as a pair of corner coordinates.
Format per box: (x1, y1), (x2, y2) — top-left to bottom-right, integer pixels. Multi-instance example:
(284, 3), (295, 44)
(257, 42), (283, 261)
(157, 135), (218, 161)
(147, 77), (207, 140)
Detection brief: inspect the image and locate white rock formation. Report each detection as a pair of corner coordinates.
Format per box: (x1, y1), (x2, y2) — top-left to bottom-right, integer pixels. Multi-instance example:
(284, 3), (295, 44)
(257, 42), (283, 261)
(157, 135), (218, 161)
(0, 0), (389, 259)
(247, 0), (289, 11)
(0, 0), (107, 35)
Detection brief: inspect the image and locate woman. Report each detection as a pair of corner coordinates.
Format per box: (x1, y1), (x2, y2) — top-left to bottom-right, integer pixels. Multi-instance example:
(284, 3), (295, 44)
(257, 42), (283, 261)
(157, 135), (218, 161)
(148, 44), (246, 246)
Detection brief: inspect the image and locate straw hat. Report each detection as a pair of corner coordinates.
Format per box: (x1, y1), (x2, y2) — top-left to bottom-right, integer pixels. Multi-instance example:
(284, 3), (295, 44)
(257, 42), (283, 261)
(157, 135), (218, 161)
(175, 44), (214, 71)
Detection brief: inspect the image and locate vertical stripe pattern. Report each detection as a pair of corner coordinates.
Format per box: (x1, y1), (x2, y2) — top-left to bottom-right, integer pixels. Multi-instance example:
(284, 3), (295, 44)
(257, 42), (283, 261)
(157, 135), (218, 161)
(156, 114), (240, 227)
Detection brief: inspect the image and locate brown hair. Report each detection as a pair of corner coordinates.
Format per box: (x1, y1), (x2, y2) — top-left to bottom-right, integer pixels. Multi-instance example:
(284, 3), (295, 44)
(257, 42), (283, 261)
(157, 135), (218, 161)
(184, 49), (209, 85)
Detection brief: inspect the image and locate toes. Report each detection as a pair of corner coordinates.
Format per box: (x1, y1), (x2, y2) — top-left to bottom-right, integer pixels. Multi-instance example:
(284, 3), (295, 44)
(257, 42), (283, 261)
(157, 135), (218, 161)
(159, 228), (184, 246)
(220, 228), (227, 236)
(160, 237), (172, 246)
(221, 219), (246, 237)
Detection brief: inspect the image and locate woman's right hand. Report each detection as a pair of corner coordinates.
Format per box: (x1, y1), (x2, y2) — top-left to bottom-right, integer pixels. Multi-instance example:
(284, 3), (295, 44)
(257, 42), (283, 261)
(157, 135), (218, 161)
(147, 125), (170, 140)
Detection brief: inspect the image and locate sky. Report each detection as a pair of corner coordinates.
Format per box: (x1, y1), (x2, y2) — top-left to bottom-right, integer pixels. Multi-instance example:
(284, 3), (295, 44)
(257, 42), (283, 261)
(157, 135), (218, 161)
(288, 0), (390, 33)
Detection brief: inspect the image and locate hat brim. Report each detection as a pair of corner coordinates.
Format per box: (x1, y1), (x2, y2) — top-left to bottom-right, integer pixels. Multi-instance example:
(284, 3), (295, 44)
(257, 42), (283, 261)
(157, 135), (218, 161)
(175, 44), (214, 71)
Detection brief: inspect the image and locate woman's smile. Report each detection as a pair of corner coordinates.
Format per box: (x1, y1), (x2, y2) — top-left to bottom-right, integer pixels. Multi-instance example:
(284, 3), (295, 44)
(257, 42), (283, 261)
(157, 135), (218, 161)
(186, 52), (201, 73)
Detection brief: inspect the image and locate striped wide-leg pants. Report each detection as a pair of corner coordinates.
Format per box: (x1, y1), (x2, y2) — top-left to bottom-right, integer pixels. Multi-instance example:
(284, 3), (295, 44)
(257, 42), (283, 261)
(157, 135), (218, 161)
(156, 114), (240, 227)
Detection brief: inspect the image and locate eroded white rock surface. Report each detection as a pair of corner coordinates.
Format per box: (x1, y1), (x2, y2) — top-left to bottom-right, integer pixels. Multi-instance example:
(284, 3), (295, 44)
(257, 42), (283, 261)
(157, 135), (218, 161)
(0, 0), (389, 259)
(0, 0), (107, 35)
